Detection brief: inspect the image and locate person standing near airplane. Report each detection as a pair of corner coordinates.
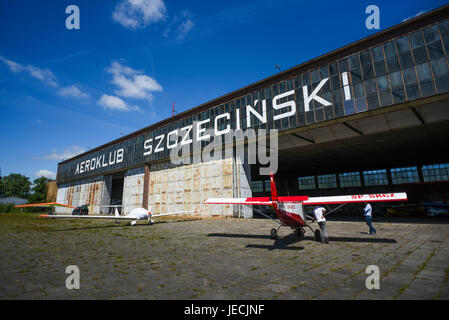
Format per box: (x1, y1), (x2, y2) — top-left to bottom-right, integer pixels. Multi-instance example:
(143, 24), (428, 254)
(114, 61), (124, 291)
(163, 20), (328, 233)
(363, 202), (376, 234)
(314, 206), (329, 244)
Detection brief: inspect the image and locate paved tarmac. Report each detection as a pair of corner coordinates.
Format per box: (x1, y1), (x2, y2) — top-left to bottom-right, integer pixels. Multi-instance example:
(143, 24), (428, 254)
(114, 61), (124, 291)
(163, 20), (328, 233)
(0, 213), (448, 300)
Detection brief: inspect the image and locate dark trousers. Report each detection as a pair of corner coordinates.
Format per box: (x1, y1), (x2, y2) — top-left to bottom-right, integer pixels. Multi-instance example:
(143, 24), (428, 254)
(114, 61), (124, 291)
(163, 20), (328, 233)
(318, 221), (328, 240)
(366, 216), (376, 234)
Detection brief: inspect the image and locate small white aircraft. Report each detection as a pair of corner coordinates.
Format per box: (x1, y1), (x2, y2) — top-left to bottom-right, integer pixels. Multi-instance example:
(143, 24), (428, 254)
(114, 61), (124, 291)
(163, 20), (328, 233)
(16, 202), (192, 226)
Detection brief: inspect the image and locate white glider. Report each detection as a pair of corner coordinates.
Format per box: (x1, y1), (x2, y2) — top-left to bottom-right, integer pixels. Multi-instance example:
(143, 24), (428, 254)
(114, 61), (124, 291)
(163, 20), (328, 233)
(39, 206), (192, 226)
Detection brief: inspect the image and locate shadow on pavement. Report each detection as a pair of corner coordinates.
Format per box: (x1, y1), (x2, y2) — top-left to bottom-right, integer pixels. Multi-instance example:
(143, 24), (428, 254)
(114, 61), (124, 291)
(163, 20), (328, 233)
(49, 218), (200, 232)
(325, 216), (449, 225)
(208, 232), (397, 251)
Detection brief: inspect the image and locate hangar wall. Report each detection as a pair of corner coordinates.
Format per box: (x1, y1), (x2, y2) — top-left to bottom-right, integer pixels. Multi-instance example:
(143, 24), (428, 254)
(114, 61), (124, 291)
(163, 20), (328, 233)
(122, 167), (145, 215)
(55, 154), (253, 218)
(56, 176), (104, 214)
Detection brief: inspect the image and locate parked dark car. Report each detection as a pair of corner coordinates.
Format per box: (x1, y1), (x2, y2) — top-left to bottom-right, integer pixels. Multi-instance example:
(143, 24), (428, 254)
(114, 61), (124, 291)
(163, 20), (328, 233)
(72, 205), (89, 215)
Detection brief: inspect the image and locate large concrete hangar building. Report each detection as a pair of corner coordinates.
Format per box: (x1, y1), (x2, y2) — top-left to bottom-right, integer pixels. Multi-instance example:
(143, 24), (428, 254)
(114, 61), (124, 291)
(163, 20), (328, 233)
(56, 5), (449, 217)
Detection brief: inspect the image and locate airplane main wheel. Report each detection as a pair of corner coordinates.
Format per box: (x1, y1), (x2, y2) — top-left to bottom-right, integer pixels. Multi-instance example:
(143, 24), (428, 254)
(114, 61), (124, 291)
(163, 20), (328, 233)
(314, 229), (322, 242)
(296, 228), (304, 238)
(270, 228), (278, 240)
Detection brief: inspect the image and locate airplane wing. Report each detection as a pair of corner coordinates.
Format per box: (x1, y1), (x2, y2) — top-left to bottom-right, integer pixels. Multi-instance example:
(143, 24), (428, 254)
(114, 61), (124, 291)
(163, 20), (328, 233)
(15, 202), (76, 209)
(205, 197), (274, 205)
(277, 196), (309, 203)
(205, 196), (309, 205)
(38, 214), (136, 219)
(151, 211), (194, 217)
(303, 192), (408, 205)
(39, 210), (194, 220)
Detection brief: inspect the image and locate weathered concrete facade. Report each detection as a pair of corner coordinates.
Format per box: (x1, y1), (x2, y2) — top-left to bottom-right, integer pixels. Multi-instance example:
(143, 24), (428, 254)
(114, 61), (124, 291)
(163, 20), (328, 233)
(148, 158), (234, 217)
(122, 167), (145, 215)
(55, 155), (253, 218)
(56, 176), (104, 214)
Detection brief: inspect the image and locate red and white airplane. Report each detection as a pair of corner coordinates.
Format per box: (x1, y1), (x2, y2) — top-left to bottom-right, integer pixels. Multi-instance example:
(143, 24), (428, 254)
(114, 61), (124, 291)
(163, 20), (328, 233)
(205, 172), (408, 241)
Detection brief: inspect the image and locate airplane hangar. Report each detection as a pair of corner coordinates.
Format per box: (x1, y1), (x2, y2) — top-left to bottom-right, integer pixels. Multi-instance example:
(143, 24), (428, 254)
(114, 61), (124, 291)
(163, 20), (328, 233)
(56, 5), (449, 217)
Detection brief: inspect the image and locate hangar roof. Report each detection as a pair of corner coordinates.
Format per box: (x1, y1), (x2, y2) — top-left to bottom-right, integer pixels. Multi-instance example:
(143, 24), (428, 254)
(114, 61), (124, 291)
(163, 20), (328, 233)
(59, 4), (449, 166)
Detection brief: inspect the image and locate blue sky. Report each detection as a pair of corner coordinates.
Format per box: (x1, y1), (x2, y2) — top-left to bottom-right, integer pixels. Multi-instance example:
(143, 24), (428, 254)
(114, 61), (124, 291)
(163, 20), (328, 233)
(0, 0), (445, 180)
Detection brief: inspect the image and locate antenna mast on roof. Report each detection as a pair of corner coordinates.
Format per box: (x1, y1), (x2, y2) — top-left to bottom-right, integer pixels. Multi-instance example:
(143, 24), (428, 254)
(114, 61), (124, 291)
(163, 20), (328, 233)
(172, 102), (178, 116)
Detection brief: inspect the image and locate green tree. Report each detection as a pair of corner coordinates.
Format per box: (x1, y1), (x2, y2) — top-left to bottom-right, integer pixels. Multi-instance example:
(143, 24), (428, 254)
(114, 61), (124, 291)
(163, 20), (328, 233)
(28, 177), (52, 204)
(0, 167), (4, 197)
(2, 173), (31, 199)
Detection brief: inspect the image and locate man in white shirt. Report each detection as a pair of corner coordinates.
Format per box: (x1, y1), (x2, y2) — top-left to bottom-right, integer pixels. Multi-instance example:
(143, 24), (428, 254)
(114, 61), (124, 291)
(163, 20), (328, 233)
(314, 206), (329, 243)
(363, 203), (376, 234)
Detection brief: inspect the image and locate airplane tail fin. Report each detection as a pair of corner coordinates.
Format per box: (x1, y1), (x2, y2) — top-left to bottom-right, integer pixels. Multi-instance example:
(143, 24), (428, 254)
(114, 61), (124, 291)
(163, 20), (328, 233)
(114, 208), (120, 217)
(270, 172), (278, 202)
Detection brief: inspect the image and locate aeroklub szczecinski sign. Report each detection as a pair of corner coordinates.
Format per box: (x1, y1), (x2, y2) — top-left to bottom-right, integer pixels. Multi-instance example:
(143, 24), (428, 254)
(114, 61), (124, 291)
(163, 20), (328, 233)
(58, 71), (353, 183)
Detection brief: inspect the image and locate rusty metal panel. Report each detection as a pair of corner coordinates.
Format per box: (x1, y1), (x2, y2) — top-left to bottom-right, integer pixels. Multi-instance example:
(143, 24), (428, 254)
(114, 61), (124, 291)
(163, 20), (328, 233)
(147, 158), (234, 217)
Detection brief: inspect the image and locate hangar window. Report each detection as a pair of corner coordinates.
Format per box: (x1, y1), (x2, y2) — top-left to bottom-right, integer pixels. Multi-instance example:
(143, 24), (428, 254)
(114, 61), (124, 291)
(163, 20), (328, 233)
(298, 176), (315, 190)
(372, 45), (387, 77)
(402, 67), (420, 100)
(311, 69), (320, 85)
(339, 172), (362, 188)
(349, 54), (363, 84)
(391, 166), (419, 184)
(360, 50), (374, 80)
(384, 41), (400, 73)
(439, 20), (449, 55)
(251, 181), (264, 193)
(377, 75), (393, 106)
(424, 25), (445, 60)
(410, 31), (428, 65)
(339, 58), (349, 73)
(389, 70), (406, 103)
(422, 163), (449, 182)
(363, 169), (388, 186)
(396, 36), (414, 69)
(264, 180), (271, 192)
(430, 58), (449, 93)
(317, 174), (337, 189)
(320, 65), (329, 80)
(294, 75), (302, 89)
(416, 63), (435, 96)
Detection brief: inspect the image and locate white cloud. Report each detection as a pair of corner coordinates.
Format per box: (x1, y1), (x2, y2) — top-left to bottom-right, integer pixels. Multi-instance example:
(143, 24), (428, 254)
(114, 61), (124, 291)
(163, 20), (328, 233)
(58, 85), (89, 99)
(97, 94), (142, 112)
(112, 0), (167, 29)
(0, 56), (58, 87)
(176, 11), (194, 40)
(42, 145), (86, 161)
(26, 65), (58, 87)
(34, 169), (56, 180)
(402, 10), (427, 22)
(0, 56), (24, 72)
(162, 10), (195, 40)
(106, 61), (162, 101)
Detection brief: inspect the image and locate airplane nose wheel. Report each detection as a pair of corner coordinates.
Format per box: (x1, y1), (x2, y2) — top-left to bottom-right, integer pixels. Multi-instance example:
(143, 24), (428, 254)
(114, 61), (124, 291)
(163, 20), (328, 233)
(270, 228), (278, 240)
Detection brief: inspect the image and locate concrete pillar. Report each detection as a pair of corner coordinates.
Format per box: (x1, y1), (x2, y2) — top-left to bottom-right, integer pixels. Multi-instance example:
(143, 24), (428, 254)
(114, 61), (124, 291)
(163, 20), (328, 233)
(142, 165), (150, 210)
(101, 175), (112, 214)
(234, 149), (252, 218)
